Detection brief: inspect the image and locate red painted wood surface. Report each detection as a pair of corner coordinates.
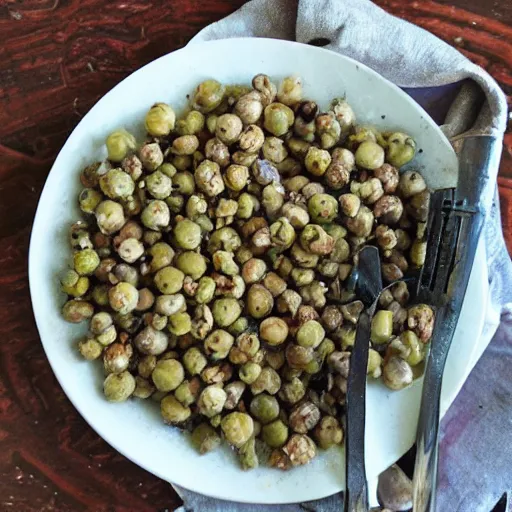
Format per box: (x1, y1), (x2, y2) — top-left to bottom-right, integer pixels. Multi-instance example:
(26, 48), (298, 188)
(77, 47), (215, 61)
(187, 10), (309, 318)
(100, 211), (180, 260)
(0, 1), (510, 510)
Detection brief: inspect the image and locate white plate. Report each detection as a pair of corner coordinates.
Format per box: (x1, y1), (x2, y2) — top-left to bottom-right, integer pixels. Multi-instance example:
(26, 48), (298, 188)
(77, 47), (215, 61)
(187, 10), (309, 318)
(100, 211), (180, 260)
(29, 38), (486, 505)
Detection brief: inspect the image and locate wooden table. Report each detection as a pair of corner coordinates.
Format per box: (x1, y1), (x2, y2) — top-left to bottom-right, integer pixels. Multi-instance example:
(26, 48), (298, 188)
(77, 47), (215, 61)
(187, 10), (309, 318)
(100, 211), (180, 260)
(0, 1), (510, 510)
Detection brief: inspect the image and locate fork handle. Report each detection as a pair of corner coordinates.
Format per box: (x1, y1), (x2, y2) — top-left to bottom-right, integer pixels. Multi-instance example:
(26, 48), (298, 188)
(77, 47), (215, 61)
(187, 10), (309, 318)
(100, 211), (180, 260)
(345, 311), (372, 512)
(411, 307), (454, 512)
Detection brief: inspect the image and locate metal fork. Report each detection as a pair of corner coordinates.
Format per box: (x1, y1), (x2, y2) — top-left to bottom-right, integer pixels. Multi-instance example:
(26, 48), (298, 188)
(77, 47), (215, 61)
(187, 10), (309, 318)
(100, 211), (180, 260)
(411, 135), (500, 512)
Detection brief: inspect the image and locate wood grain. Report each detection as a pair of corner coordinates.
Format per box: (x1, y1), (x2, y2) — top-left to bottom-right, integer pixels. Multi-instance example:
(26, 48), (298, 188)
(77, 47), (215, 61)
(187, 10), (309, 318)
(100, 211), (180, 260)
(0, 1), (510, 510)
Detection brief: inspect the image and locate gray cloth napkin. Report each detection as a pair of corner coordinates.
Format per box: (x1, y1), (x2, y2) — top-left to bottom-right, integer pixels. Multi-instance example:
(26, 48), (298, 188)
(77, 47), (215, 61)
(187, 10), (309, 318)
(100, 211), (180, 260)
(172, 0), (512, 510)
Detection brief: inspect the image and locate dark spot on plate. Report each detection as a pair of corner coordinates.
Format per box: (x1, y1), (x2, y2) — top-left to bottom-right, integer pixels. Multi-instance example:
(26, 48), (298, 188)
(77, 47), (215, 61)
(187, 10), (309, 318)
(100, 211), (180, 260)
(419, 149), (423, 154)
(381, 115), (386, 119)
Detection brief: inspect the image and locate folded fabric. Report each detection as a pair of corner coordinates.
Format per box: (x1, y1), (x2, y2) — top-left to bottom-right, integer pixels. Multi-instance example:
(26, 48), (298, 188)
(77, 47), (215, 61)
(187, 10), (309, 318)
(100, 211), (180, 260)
(171, 0), (512, 510)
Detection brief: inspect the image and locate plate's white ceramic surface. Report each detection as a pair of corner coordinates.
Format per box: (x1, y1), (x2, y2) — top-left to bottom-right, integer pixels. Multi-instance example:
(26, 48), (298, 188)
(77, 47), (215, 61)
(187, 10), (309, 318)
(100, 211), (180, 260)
(29, 38), (487, 504)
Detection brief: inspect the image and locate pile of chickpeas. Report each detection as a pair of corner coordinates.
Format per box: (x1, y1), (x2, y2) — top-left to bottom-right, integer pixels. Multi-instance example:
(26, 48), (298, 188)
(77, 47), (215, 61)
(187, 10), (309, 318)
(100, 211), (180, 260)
(61, 73), (435, 470)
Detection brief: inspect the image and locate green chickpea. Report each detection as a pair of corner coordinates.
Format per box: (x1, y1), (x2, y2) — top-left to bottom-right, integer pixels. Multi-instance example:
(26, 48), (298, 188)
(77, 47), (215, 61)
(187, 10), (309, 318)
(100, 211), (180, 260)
(355, 141), (385, 170)
(279, 377), (305, 404)
(307, 194), (338, 224)
(141, 200), (170, 231)
(182, 348), (207, 377)
(175, 251), (207, 280)
(195, 276), (216, 304)
(239, 361), (262, 384)
(134, 326), (169, 355)
(173, 171), (196, 195)
(305, 147), (331, 177)
(173, 219), (202, 250)
(367, 348), (383, 378)
(239, 437), (258, 471)
(145, 170), (173, 200)
(291, 268), (315, 287)
(171, 154), (192, 171)
(191, 79), (225, 113)
(316, 111), (341, 149)
(78, 337), (103, 360)
(314, 416), (343, 449)
(370, 310), (394, 344)
(299, 281), (327, 309)
(224, 164), (249, 192)
(133, 376), (155, 399)
(220, 412), (253, 449)
(117, 238), (144, 264)
(400, 330), (424, 366)
(62, 274), (90, 297)
(168, 312), (192, 336)
(250, 394), (280, 424)
(91, 284), (110, 306)
(185, 195), (207, 219)
(283, 434), (317, 466)
(289, 401), (320, 434)
(107, 282), (138, 315)
(236, 193), (257, 220)
(262, 272), (287, 297)
(198, 385), (227, 418)
(337, 325), (356, 349)
(95, 200), (126, 235)
(345, 205), (374, 237)
(386, 132), (416, 168)
(232, 90), (263, 125)
(383, 356), (413, 390)
(103, 371), (136, 402)
(262, 419), (288, 448)
(204, 329), (235, 360)
(206, 114), (218, 133)
(265, 350), (286, 371)
(161, 394), (191, 424)
(154, 266), (185, 294)
(176, 110), (205, 136)
(276, 75), (302, 106)
(410, 239), (427, 267)
(215, 198), (238, 218)
(331, 97), (356, 134)
(247, 284), (274, 319)
(296, 320), (325, 349)
(262, 136), (288, 164)
(276, 289), (302, 316)
(151, 359), (185, 392)
(103, 342), (132, 374)
(241, 258), (267, 284)
(191, 423), (221, 454)
(339, 193), (361, 218)
(106, 129), (136, 162)
(158, 163), (177, 179)
(399, 170), (427, 198)
(148, 242), (175, 273)
(145, 103), (176, 136)
(261, 183), (284, 220)
(138, 355), (157, 379)
(78, 188), (103, 214)
(263, 103), (294, 136)
(300, 224), (334, 255)
(260, 316), (288, 346)
(212, 298), (242, 327)
(247, 363), (280, 394)
(281, 203), (310, 230)
(166, 194), (185, 213)
(139, 142), (164, 171)
(290, 243), (319, 268)
(194, 159), (225, 197)
(215, 113), (243, 145)
(269, 217), (296, 251)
